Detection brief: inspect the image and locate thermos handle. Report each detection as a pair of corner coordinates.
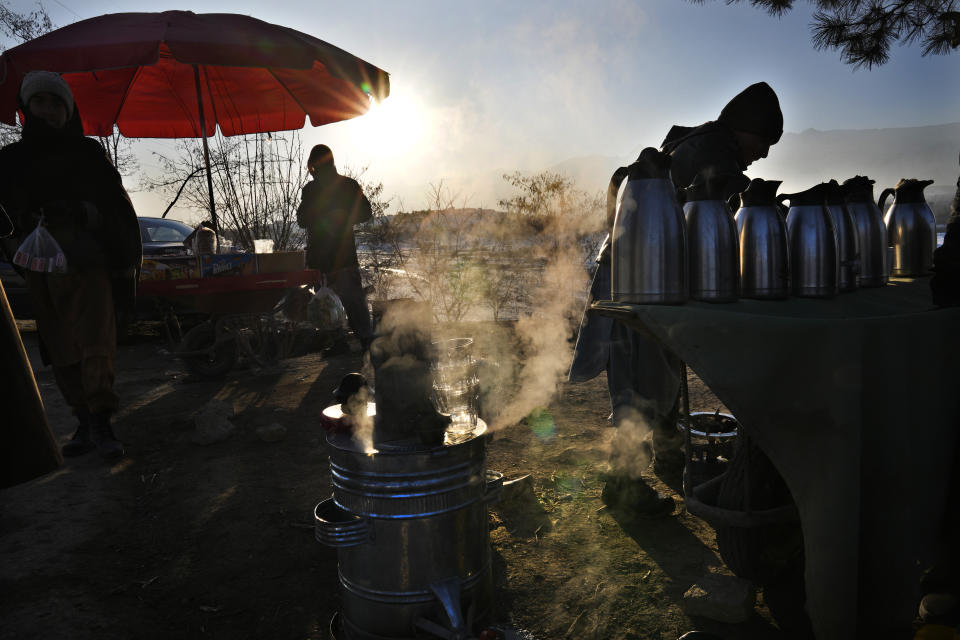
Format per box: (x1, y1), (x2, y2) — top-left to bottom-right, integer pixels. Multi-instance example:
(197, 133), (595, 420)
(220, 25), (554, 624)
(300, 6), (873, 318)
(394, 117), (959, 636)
(878, 188), (895, 212)
(606, 165), (631, 228)
(775, 193), (790, 218)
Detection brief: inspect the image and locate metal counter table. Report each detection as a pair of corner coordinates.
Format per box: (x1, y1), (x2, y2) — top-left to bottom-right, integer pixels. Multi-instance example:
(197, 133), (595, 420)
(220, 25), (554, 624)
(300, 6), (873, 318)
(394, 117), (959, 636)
(593, 278), (959, 639)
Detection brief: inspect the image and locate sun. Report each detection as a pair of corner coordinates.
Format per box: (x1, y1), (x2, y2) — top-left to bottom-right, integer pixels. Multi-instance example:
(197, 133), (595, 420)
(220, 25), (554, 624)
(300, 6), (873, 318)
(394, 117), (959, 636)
(355, 88), (428, 159)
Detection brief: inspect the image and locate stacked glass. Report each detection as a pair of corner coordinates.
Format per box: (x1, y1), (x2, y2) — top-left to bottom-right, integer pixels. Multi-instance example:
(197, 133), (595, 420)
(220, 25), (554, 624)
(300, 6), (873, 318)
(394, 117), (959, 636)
(431, 338), (479, 433)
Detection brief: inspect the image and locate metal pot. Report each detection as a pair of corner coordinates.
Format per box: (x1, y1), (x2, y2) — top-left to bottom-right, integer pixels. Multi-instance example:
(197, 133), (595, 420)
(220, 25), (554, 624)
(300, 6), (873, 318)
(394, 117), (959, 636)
(879, 179), (937, 277)
(316, 422), (501, 640)
(734, 179), (790, 300)
(611, 147), (688, 304)
(780, 183), (839, 299)
(843, 175), (888, 287)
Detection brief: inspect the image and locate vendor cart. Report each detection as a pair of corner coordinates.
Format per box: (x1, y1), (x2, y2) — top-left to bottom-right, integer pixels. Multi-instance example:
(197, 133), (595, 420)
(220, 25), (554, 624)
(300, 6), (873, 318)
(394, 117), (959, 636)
(139, 264), (335, 376)
(594, 278), (960, 639)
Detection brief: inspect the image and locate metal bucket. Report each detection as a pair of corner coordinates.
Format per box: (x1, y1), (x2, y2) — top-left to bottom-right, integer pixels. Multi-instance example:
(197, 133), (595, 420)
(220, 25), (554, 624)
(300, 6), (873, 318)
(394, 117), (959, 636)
(680, 412), (738, 489)
(317, 422), (501, 640)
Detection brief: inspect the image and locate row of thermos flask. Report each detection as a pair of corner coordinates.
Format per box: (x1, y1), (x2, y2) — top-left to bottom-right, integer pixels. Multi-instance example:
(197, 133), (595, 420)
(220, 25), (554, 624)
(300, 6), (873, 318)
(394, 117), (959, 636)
(610, 147), (938, 303)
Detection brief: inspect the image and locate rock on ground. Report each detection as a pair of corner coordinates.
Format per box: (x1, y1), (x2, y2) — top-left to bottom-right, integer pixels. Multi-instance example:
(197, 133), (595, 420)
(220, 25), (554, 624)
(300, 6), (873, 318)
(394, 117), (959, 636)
(256, 422), (287, 443)
(192, 398), (236, 445)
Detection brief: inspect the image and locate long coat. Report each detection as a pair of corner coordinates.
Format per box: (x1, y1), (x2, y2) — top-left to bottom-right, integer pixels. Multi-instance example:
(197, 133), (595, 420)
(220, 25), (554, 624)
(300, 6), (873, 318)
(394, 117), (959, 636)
(0, 112), (142, 310)
(296, 171), (372, 273)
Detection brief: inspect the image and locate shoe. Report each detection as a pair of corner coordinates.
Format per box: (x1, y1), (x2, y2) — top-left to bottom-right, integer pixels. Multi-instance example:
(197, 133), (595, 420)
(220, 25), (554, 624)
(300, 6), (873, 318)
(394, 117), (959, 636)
(91, 412), (125, 461)
(601, 474), (675, 518)
(61, 421), (95, 457)
(632, 494), (675, 518)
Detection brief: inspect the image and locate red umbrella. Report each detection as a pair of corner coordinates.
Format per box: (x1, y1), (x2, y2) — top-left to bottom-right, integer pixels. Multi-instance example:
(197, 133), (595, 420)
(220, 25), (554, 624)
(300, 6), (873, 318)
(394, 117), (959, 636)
(0, 10), (390, 230)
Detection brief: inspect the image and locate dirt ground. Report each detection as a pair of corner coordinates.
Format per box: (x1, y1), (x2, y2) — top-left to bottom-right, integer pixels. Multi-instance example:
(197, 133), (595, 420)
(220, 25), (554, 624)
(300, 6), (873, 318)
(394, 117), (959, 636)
(0, 320), (790, 640)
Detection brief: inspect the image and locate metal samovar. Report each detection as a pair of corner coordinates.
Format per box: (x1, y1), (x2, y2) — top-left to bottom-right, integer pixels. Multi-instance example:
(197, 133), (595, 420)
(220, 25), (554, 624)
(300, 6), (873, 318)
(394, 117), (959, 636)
(315, 313), (501, 640)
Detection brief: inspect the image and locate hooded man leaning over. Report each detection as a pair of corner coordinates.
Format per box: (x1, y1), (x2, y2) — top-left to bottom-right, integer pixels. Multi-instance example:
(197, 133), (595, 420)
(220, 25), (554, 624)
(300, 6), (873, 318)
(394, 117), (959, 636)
(0, 71), (142, 460)
(662, 81), (782, 202)
(573, 81), (783, 517)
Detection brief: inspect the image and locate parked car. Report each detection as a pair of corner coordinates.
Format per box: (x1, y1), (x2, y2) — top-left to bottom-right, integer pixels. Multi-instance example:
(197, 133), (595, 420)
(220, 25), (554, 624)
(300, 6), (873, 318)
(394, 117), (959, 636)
(139, 216), (194, 257)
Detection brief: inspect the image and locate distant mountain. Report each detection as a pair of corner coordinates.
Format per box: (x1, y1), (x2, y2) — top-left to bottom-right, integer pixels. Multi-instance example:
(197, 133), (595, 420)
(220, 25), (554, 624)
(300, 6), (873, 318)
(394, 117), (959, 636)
(758, 122), (960, 199)
(402, 122), (959, 216)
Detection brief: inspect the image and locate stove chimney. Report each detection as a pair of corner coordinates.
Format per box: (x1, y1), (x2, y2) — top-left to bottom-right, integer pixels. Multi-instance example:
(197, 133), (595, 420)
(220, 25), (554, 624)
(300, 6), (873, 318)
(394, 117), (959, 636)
(368, 301), (449, 446)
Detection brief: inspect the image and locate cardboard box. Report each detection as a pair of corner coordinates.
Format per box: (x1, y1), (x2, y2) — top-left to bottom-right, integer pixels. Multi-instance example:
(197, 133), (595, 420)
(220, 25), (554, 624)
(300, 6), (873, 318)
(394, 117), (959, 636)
(255, 251), (306, 274)
(140, 257), (200, 281)
(200, 253), (256, 278)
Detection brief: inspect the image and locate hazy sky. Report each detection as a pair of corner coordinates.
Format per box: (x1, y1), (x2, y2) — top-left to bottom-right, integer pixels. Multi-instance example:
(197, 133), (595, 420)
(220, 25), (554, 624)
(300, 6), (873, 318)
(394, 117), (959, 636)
(5, 0), (960, 217)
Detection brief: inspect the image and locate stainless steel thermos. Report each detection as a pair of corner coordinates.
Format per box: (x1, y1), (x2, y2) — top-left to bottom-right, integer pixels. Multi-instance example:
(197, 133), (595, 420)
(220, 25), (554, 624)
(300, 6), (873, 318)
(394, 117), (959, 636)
(879, 179), (936, 277)
(734, 178), (790, 300)
(683, 173), (740, 303)
(825, 180), (860, 292)
(611, 147), (688, 304)
(843, 176), (888, 287)
(779, 183), (839, 298)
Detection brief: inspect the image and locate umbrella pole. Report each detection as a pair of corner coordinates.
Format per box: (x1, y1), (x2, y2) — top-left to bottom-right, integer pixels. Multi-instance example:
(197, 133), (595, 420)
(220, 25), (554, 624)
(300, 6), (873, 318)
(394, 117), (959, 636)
(193, 65), (218, 233)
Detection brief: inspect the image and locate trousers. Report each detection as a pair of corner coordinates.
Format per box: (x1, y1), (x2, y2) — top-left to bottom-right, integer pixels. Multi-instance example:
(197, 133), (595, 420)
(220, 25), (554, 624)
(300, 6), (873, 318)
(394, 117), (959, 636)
(325, 267), (372, 343)
(25, 267), (118, 415)
(568, 261), (683, 464)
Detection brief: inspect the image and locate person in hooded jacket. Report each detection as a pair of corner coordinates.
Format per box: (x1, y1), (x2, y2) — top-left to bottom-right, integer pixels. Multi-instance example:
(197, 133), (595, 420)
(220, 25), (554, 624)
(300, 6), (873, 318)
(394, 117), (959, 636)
(0, 71), (142, 460)
(296, 144), (373, 349)
(569, 82), (783, 516)
(661, 81), (781, 203)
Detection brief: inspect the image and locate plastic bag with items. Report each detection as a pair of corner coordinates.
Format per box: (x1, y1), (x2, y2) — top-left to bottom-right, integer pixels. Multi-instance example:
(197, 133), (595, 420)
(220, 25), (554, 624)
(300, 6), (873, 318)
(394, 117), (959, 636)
(13, 218), (67, 273)
(307, 286), (347, 331)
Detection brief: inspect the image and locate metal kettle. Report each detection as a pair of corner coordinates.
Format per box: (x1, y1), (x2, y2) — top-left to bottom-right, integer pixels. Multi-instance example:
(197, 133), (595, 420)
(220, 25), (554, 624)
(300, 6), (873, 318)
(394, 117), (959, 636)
(878, 179), (936, 277)
(734, 178), (790, 300)
(611, 147), (688, 304)
(825, 180), (861, 292)
(842, 176), (888, 287)
(683, 173), (739, 303)
(779, 183), (839, 298)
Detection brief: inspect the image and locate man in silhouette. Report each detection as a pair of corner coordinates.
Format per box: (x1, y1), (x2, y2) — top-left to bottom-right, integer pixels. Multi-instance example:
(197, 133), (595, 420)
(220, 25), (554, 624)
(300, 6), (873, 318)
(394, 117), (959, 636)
(296, 144), (373, 349)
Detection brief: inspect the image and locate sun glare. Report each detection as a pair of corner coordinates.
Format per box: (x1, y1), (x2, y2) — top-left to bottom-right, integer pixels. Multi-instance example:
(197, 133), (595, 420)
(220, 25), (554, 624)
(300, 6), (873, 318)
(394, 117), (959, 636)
(357, 91), (428, 159)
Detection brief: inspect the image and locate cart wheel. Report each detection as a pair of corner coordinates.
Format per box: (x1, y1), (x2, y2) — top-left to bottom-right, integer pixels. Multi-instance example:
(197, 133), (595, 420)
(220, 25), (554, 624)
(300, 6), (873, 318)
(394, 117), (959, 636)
(180, 322), (238, 377)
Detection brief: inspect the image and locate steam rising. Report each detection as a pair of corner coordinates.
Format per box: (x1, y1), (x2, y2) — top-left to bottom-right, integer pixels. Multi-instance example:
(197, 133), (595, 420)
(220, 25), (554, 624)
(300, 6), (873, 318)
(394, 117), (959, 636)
(605, 406), (653, 479)
(491, 245), (588, 430)
(475, 183), (607, 430)
(360, 168), (612, 442)
(345, 386), (375, 454)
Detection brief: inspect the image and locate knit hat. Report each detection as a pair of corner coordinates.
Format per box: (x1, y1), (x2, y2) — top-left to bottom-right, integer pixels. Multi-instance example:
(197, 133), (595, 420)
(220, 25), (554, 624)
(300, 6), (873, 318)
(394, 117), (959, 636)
(19, 71), (75, 119)
(717, 82), (782, 145)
